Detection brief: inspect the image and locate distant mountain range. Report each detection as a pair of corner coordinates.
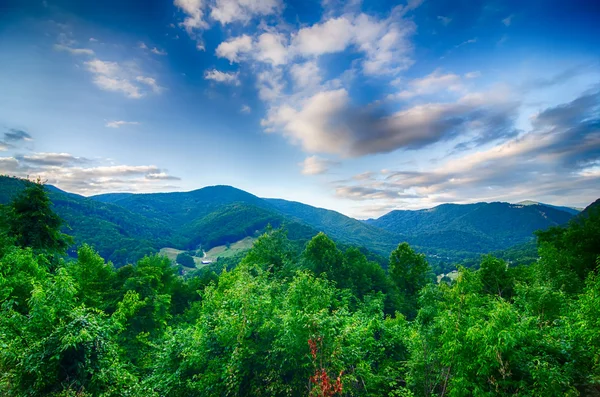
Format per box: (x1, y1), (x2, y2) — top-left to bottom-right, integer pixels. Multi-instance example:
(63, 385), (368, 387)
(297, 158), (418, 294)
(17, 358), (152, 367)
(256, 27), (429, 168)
(0, 176), (592, 269)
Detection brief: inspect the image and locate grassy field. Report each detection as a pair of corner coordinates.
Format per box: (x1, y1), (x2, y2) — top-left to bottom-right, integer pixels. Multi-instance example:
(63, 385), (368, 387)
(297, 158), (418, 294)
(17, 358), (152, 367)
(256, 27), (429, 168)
(159, 236), (256, 269)
(159, 247), (206, 267)
(204, 236), (255, 259)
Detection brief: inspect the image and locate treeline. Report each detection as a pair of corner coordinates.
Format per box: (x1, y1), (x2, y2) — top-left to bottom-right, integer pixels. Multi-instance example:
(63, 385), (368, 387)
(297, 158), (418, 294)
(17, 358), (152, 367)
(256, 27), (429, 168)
(0, 182), (599, 396)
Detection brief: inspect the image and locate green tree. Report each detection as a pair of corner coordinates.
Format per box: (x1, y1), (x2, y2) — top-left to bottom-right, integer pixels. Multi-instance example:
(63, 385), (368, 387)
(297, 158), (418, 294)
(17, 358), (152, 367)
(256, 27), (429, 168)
(240, 227), (295, 272)
(303, 233), (348, 287)
(478, 255), (514, 298)
(66, 244), (118, 311)
(7, 180), (71, 254)
(389, 242), (431, 319)
(176, 252), (196, 268)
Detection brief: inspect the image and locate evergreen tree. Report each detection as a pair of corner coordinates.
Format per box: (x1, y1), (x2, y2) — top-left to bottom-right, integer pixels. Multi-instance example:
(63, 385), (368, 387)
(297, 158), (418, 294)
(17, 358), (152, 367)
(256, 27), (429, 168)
(7, 180), (71, 254)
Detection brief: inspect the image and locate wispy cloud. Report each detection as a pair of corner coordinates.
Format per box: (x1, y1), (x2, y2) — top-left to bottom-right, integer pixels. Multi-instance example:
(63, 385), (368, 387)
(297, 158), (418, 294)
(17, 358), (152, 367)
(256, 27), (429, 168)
(105, 120), (140, 128)
(299, 155), (339, 175)
(4, 129), (33, 142)
(150, 47), (167, 55)
(204, 69), (240, 85)
(437, 15), (452, 26)
(0, 154), (181, 194)
(135, 76), (164, 93)
(54, 44), (95, 56)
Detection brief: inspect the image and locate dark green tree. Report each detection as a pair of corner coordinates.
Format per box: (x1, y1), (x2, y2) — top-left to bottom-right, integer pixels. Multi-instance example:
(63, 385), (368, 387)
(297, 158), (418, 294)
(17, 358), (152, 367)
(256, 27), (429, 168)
(176, 252), (195, 268)
(7, 180), (71, 253)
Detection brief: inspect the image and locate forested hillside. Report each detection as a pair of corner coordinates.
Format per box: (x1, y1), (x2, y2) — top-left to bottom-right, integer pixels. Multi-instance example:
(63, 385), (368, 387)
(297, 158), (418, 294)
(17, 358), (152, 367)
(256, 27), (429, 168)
(0, 176), (184, 264)
(1, 178), (599, 396)
(367, 202), (575, 261)
(0, 177), (580, 269)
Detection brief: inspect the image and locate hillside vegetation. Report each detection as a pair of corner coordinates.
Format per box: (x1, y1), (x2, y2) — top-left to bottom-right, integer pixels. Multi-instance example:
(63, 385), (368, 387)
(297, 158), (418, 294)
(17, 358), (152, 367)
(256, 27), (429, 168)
(0, 179), (599, 396)
(0, 176), (578, 269)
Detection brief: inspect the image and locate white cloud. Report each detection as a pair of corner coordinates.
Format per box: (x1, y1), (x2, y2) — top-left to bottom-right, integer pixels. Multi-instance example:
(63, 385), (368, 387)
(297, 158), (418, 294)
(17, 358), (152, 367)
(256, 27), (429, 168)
(392, 69), (464, 99)
(334, 91), (600, 212)
(255, 33), (288, 65)
(151, 47), (168, 55)
(174, 0), (208, 31)
(84, 59), (163, 98)
(263, 86), (518, 157)
(290, 13), (415, 75)
(215, 34), (253, 63)
(92, 75), (142, 98)
(290, 61), (321, 88)
(0, 155), (182, 195)
(85, 59), (120, 75)
(292, 17), (354, 56)
(262, 89), (353, 154)
(139, 42), (148, 49)
(241, 104), (251, 113)
(210, 0), (281, 24)
(204, 69), (240, 85)
(54, 44), (95, 56)
(256, 68), (285, 101)
(89, 37), (98, 42)
(105, 120), (141, 128)
(174, 0), (209, 49)
(19, 152), (88, 166)
(464, 71), (481, 79)
(456, 38), (477, 48)
(300, 155), (338, 175)
(136, 76), (164, 93)
(502, 14), (514, 27)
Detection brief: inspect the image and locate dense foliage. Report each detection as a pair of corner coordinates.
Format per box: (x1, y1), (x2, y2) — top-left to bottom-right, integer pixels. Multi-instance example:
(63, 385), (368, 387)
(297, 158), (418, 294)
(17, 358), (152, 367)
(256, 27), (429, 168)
(1, 181), (598, 396)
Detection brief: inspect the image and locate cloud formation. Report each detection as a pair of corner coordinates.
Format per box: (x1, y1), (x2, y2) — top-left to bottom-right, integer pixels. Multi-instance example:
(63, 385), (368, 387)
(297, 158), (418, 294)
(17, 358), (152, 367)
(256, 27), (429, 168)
(299, 155), (339, 175)
(0, 154), (181, 195)
(334, 90), (600, 214)
(173, 0), (282, 49)
(4, 129), (33, 142)
(204, 69), (240, 85)
(54, 44), (95, 56)
(263, 85), (519, 157)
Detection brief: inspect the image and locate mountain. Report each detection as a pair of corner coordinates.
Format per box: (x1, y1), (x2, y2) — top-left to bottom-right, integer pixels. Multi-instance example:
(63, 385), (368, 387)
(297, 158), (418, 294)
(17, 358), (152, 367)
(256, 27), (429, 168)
(0, 176), (184, 264)
(366, 202), (576, 257)
(579, 198), (600, 218)
(515, 200), (582, 215)
(1, 176), (588, 270)
(264, 198), (400, 255)
(92, 185), (273, 226)
(93, 186), (398, 255)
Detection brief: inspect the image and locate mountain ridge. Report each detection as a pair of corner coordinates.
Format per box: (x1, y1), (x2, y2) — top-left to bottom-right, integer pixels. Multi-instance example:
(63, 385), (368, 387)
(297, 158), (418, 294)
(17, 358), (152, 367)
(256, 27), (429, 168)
(1, 177), (589, 270)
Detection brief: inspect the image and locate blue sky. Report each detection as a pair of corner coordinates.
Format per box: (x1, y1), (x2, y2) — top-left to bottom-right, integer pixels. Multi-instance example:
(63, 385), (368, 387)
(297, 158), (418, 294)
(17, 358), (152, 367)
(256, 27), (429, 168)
(0, 0), (599, 218)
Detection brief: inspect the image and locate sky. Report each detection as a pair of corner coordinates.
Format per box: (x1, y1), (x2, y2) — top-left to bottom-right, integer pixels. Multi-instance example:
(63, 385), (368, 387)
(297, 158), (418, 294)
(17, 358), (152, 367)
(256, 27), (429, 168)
(0, 0), (599, 218)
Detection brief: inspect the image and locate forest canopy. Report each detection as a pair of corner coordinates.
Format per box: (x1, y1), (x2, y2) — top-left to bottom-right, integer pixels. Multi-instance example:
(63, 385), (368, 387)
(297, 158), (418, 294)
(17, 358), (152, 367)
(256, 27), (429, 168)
(0, 181), (599, 396)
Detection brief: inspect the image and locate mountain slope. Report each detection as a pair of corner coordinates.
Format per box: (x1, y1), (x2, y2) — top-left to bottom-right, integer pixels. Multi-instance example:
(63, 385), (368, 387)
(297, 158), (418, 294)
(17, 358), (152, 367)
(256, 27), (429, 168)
(93, 187), (401, 256)
(515, 200), (582, 215)
(0, 176), (184, 264)
(367, 202), (575, 254)
(91, 185), (273, 227)
(265, 198), (400, 255)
